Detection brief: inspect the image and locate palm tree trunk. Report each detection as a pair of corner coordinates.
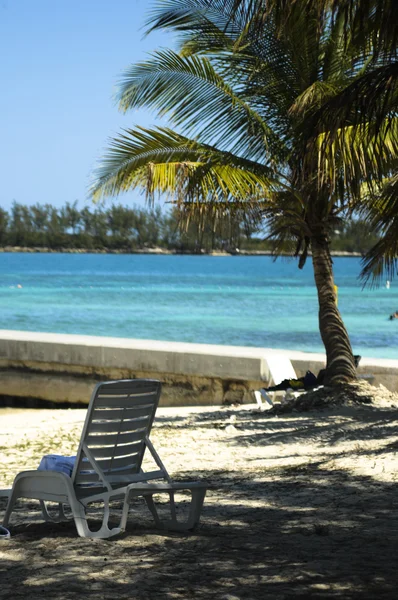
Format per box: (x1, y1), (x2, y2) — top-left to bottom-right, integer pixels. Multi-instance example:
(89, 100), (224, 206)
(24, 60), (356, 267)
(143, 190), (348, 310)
(311, 235), (357, 385)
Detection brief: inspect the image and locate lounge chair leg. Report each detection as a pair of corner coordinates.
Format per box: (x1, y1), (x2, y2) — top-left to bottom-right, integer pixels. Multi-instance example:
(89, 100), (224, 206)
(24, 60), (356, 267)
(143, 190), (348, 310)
(2, 487), (20, 528)
(186, 488), (207, 529)
(165, 488), (207, 531)
(40, 501), (71, 523)
(254, 389), (273, 409)
(144, 495), (162, 527)
(72, 499), (123, 539)
(119, 494), (158, 532)
(152, 487), (207, 532)
(72, 502), (98, 538)
(169, 491), (177, 524)
(119, 496), (131, 532)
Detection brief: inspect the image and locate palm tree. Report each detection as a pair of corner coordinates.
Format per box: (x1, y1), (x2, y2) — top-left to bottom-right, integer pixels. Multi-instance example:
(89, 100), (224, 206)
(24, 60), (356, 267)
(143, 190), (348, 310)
(91, 0), (397, 384)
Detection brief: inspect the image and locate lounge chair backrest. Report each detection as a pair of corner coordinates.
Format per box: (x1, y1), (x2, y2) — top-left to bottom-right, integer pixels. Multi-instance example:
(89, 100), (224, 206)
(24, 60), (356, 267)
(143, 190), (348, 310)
(71, 379), (162, 494)
(263, 354), (297, 386)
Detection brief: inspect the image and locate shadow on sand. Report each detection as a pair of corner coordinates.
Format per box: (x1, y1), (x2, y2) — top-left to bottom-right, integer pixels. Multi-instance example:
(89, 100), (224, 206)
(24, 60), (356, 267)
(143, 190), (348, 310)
(1, 404), (398, 599)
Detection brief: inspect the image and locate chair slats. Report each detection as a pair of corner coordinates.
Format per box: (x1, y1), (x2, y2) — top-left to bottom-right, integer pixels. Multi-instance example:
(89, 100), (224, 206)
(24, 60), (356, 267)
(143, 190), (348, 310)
(95, 392), (157, 407)
(86, 432), (144, 447)
(88, 420), (149, 435)
(97, 382), (159, 394)
(74, 462), (140, 484)
(75, 468), (165, 489)
(96, 392), (157, 401)
(89, 442), (144, 460)
(92, 406), (154, 422)
(90, 417), (150, 432)
(96, 454), (140, 472)
(74, 451), (142, 478)
(75, 460), (139, 479)
(71, 379), (162, 490)
(91, 404), (156, 421)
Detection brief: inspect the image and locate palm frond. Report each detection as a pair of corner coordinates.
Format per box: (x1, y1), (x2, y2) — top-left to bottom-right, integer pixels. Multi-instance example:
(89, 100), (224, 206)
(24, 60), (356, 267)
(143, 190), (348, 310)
(146, 0), (271, 58)
(360, 172), (398, 285)
(260, 190), (310, 261)
(117, 49), (281, 160)
(173, 197), (265, 237)
(146, 0), (246, 39)
(311, 62), (398, 142)
(146, 1), (302, 117)
(315, 116), (398, 198)
(289, 81), (338, 117)
(348, 0), (398, 61)
(208, 0), (398, 60)
(91, 126), (280, 204)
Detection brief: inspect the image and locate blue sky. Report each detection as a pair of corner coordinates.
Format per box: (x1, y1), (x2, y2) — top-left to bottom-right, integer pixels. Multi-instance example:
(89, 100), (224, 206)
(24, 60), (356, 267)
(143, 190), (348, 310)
(0, 0), (175, 212)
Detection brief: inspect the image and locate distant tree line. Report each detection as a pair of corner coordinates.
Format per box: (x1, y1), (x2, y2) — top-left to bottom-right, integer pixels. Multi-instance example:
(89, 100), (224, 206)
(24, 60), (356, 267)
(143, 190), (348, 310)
(0, 201), (379, 254)
(0, 201), (258, 253)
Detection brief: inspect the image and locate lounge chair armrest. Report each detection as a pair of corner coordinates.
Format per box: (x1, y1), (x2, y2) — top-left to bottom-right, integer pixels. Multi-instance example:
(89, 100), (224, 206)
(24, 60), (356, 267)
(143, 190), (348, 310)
(7, 470), (75, 503)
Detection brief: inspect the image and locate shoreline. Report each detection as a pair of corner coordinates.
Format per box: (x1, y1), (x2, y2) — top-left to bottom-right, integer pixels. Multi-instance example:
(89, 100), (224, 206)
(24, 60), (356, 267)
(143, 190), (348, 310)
(0, 245), (362, 257)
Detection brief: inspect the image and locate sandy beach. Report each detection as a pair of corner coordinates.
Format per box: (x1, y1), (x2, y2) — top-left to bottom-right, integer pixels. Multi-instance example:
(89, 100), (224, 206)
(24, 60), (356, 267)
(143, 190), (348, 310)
(1, 387), (398, 600)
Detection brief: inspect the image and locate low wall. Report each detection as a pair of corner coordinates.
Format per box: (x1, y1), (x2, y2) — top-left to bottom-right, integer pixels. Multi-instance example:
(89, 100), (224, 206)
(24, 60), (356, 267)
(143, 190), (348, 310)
(0, 330), (397, 406)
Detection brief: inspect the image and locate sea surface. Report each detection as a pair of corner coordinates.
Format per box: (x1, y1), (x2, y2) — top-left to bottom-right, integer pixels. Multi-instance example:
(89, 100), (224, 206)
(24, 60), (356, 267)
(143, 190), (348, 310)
(0, 253), (397, 359)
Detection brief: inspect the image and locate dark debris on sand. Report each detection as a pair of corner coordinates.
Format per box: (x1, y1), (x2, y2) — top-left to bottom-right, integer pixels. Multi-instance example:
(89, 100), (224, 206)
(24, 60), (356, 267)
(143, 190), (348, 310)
(270, 380), (398, 414)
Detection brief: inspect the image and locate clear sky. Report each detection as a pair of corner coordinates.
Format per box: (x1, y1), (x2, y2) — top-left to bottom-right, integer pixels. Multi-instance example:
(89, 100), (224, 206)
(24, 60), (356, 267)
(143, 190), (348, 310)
(0, 0), (175, 212)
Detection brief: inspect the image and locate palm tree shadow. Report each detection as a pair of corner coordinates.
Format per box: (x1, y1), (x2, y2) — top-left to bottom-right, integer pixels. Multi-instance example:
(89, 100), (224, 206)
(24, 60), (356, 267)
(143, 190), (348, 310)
(1, 463), (397, 599)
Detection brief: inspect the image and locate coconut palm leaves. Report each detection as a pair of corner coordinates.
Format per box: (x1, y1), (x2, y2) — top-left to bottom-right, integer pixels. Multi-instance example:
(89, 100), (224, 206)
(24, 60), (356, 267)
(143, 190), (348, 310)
(90, 0), (397, 278)
(116, 49), (279, 159)
(91, 0), (397, 383)
(360, 173), (398, 284)
(91, 126), (278, 205)
(316, 117), (398, 201)
(217, 0), (398, 59)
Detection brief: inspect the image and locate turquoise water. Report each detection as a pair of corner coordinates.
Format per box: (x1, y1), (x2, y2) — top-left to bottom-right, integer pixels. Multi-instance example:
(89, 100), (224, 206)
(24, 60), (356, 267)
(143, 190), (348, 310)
(0, 253), (397, 358)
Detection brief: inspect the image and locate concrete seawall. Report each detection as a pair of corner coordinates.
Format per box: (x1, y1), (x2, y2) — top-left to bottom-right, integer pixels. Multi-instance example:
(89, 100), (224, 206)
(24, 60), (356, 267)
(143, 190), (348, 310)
(0, 330), (397, 406)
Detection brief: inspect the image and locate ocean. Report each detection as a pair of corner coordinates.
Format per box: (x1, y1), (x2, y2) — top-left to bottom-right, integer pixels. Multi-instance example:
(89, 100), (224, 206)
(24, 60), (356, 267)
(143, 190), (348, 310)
(0, 253), (397, 359)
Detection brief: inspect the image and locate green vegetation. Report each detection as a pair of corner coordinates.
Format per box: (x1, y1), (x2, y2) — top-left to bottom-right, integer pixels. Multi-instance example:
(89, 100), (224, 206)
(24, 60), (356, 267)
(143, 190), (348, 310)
(0, 201), (379, 254)
(0, 200), (257, 252)
(0, 201), (176, 252)
(90, 1), (397, 384)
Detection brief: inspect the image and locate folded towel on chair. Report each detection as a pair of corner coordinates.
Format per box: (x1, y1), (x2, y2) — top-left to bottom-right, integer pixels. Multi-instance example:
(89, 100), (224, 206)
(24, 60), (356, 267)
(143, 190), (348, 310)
(38, 455), (76, 477)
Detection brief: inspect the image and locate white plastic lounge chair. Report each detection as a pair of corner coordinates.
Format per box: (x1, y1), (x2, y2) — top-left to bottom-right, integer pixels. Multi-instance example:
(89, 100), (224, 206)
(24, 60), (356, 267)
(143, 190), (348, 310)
(254, 354), (371, 408)
(2, 379), (207, 539)
(254, 354), (301, 408)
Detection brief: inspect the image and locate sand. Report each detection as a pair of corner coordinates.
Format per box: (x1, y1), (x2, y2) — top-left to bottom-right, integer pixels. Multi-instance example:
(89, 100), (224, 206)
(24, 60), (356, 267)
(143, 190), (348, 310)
(1, 386), (398, 599)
